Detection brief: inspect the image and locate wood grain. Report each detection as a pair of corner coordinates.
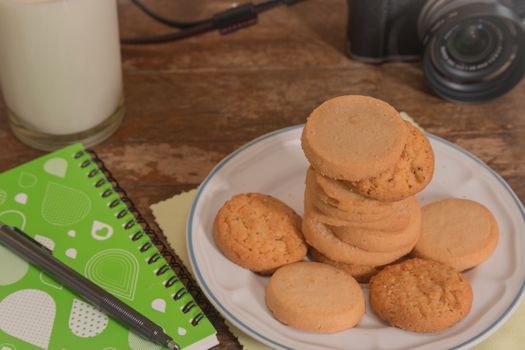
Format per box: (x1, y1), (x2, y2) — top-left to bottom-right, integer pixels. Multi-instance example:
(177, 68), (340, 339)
(0, 0), (524, 348)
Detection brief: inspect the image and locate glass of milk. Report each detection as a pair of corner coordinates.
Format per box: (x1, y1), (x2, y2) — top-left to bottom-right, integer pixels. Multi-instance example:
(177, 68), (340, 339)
(0, 0), (125, 151)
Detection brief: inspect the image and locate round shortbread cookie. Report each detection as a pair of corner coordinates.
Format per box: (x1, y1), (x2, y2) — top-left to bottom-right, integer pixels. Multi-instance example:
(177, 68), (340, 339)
(412, 198), (499, 271)
(370, 258), (473, 333)
(302, 215), (417, 266)
(331, 198), (421, 252)
(306, 167), (397, 222)
(313, 168), (399, 217)
(301, 95), (408, 181)
(266, 262), (365, 332)
(214, 193), (307, 274)
(350, 122), (435, 202)
(304, 190), (415, 232)
(307, 184), (396, 224)
(308, 247), (382, 283)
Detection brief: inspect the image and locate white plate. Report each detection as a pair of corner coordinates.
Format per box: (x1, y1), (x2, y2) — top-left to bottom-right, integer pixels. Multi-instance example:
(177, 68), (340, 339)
(187, 125), (525, 350)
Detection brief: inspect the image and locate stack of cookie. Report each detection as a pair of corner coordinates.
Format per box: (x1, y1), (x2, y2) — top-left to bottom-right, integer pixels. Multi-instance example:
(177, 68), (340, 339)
(301, 95), (435, 282)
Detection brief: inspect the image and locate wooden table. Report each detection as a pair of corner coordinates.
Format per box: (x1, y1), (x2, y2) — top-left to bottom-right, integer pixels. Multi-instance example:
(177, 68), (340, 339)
(1, 0), (524, 348)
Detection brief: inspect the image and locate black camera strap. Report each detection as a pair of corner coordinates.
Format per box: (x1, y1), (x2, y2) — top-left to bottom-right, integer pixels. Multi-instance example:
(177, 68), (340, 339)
(121, 0), (306, 45)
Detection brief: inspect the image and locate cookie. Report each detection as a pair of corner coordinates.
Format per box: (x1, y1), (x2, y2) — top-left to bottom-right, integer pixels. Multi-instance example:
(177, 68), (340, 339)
(301, 95), (408, 181)
(369, 258), (473, 333)
(313, 168), (397, 217)
(214, 193), (307, 274)
(306, 184), (396, 224)
(412, 198), (499, 271)
(350, 122), (435, 201)
(266, 262), (365, 332)
(304, 190), (415, 232)
(308, 247), (382, 283)
(331, 198), (421, 252)
(302, 215), (417, 266)
(306, 167), (396, 222)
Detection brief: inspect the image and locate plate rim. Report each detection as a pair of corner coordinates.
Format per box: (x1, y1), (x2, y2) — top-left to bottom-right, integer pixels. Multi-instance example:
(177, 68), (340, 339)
(187, 124), (525, 350)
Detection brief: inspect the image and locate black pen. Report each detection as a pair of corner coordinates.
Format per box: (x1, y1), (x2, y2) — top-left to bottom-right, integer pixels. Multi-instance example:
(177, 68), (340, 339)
(0, 222), (180, 350)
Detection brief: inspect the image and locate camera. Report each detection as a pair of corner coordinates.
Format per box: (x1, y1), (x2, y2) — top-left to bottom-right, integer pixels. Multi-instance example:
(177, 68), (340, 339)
(347, 0), (525, 103)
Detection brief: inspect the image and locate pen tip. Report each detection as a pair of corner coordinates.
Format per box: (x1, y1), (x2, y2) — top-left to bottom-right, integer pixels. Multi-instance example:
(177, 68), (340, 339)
(167, 340), (180, 350)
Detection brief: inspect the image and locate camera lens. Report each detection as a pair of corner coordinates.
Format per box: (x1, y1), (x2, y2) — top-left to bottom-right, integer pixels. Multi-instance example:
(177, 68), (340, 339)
(418, 0), (525, 103)
(439, 18), (507, 79)
(446, 21), (496, 64)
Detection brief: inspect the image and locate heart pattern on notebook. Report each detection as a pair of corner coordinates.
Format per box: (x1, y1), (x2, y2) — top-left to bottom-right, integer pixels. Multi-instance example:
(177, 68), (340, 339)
(18, 172), (38, 188)
(34, 235), (55, 252)
(41, 183), (91, 226)
(65, 248), (77, 259)
(0, 289), (56, 350)
(14, 193), (28, 205)
(0, 245), (29, 286)
(0, 210), (26, 230)
(128, 331), (161, 350)
(69, 299), (108, 338)
(43, 158), (68, 178)
(39, 273), (63, 290)
(0, 343), (16, 350)
(85, 249), (139, 301)
(91, 220), (113, 241)
(151, 299), (166, 313)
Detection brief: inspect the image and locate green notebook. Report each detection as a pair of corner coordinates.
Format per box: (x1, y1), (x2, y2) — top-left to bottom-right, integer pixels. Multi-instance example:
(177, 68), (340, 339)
(0, 144), (218, 350)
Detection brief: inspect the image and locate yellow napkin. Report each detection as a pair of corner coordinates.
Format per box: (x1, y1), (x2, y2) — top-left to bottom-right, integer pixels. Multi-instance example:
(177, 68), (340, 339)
(151, 189), (524, 350)
(151, 190), (271, 350)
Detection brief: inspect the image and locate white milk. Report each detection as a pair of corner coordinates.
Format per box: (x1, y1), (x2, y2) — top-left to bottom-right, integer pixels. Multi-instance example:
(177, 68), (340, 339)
(0, 0), (123, 135)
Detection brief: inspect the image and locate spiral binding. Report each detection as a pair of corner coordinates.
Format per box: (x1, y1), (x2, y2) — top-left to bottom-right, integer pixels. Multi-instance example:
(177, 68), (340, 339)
(73, 149), (205, 327)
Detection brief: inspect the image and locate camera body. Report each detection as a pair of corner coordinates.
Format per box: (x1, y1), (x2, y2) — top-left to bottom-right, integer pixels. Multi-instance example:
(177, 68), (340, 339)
(347, 0), (428, 62)
(347, 0), (525, 102)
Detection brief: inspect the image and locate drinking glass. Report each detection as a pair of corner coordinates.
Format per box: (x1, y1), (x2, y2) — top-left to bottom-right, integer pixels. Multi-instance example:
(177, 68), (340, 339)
(0, 0), (125, 151)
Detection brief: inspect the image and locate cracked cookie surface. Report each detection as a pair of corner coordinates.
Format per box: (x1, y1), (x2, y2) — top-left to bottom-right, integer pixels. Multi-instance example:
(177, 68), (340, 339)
(350, 122), (435, 202)
(370, 258), (472, 333)
(213, 193), (307, 274)
(307, 167), (399, 222)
